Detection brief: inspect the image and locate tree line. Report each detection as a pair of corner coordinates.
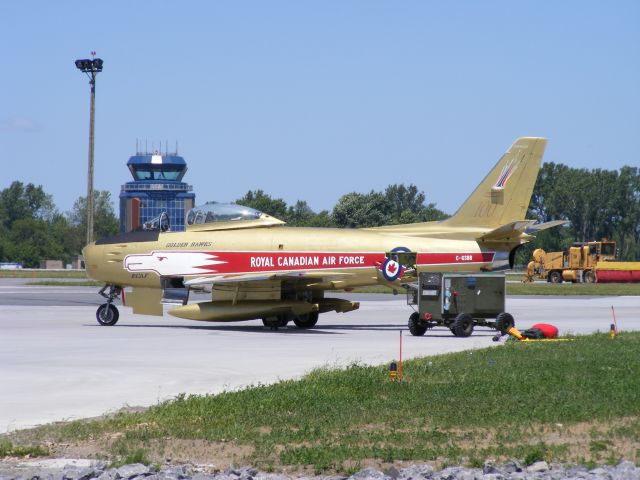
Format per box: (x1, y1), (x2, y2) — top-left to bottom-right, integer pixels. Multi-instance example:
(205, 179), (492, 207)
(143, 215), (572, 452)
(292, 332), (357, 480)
(525, 163), (640, 261)
(0, 163), (638, 267)
(235, 183), (448, 228)
(0, 182), (119, 267)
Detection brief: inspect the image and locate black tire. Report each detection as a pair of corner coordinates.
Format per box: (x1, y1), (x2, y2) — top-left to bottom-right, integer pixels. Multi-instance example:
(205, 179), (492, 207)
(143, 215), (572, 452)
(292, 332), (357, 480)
(262, 315), (289, 328)
(495, 312), (515, 335)
(293, 312), (319, 329)
(96, 303), (119, 326)
(408, 312), (427, 336)
(548, 271), (562, 283)
(452, 313), (474, 337)
(583, 270), (596, 283)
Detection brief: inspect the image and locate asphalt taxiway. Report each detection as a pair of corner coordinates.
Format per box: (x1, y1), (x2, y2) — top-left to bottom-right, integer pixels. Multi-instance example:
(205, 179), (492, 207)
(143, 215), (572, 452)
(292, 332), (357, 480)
(1, 280), (638, 433)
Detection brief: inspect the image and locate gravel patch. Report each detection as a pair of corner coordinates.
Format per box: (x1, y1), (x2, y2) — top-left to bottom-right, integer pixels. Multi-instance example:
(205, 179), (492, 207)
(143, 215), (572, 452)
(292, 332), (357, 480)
(0, 460), (638, 480)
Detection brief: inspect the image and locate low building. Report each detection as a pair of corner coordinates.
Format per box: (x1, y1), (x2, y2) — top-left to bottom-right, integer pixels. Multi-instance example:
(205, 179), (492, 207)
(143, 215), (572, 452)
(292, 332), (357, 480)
(40, 260), (64, 270)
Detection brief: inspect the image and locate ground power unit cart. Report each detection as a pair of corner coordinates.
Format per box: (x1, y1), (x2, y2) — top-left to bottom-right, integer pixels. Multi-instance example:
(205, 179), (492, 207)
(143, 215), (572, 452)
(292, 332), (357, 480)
(406, 272), (515, 337)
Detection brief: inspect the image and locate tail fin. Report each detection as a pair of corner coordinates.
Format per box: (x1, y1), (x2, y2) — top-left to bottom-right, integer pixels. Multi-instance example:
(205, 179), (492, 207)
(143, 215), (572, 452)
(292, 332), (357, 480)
(443, 137), (547, 228)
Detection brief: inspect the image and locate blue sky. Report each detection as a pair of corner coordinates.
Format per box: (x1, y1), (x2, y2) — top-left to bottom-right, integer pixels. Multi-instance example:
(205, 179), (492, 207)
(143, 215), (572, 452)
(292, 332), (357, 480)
(1, 1), (638, 216)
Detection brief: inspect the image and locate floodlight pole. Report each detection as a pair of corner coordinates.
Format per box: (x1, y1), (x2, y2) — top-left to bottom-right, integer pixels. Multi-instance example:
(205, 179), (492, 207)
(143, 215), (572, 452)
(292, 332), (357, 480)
(86, 73), (96, 245)
(75, 54), (103, 245)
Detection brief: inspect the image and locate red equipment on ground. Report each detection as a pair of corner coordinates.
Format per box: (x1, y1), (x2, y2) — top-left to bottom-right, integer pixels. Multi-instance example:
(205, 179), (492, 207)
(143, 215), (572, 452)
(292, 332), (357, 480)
(529, 323), (559, 338)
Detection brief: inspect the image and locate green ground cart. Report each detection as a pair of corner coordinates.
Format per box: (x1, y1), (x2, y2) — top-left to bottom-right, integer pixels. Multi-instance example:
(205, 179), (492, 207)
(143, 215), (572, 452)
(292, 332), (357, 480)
(406, 272), (515, 337)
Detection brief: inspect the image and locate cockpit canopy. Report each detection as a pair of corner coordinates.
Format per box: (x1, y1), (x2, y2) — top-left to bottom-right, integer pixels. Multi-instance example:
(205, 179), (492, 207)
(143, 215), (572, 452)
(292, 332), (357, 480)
(185, 203), (285, 231)
(186, 203), (263, 225)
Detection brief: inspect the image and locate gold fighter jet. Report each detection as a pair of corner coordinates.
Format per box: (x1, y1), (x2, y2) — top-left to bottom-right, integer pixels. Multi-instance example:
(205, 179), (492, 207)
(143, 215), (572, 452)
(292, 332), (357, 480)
(83, 137), (562, 328)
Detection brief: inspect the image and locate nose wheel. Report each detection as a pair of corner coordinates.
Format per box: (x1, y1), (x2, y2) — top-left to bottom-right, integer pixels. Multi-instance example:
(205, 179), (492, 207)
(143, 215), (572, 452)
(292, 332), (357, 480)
(96, 285), (122, 326)
(96, 303), (119, 326)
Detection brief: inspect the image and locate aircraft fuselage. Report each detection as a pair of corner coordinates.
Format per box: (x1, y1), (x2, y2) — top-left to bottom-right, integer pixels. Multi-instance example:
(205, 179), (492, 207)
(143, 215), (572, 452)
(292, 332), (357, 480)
(84, 225), (504, 290)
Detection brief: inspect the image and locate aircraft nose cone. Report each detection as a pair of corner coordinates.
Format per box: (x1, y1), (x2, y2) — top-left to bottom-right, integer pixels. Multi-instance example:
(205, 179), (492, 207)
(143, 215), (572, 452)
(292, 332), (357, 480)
(82, 242), (99, 279)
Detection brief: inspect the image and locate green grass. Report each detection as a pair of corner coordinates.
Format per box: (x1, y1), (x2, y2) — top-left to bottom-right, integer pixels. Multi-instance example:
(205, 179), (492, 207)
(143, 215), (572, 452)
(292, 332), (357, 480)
(26, 280), (102, 287)
(0, 270), (88, 278)
(507, 282), (640, 296)
(9, 332), (640, 471)
(340, 280), (640, 296)
(109, 448), (152, 467)
(0, 439), (49, 457)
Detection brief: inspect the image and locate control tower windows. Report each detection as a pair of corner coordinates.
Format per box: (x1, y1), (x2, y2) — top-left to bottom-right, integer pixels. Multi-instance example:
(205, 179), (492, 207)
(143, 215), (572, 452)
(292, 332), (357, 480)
(130, 167), (184, 181)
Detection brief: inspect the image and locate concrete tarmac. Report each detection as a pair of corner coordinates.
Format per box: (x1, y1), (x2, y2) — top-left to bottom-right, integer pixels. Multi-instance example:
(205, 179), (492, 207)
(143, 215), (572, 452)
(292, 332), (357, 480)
(1, 281), (638, 433)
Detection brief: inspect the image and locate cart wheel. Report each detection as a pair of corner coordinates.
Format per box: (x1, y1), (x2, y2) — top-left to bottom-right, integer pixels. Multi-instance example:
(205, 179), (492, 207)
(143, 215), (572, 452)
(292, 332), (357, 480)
(495, 312), (515, 335)
(452, 313), (474, 337)
(408, 312), (427, 336)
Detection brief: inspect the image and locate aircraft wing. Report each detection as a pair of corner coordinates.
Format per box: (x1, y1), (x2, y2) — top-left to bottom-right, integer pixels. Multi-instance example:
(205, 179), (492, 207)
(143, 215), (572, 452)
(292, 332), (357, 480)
(184, 271), (355, 287)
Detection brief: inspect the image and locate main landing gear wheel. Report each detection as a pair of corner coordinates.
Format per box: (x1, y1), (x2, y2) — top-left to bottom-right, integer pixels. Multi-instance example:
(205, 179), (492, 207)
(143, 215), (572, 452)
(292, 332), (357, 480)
(262, 315), (289, 329)
(452, 313), (474, 337)
(495, 312), (515, 335)
(96, 303), (119, 326)
(408, 312), (427, 336)
(293, 312), (319, 329)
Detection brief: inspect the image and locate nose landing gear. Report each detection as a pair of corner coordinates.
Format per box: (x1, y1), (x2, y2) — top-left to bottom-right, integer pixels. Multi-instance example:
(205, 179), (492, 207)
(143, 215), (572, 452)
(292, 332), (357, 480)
(96, 285), (122, 326)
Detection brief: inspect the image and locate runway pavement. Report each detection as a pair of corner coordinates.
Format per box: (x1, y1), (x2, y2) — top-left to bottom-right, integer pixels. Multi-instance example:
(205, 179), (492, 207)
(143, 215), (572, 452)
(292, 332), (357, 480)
(1, 280), (638, 433)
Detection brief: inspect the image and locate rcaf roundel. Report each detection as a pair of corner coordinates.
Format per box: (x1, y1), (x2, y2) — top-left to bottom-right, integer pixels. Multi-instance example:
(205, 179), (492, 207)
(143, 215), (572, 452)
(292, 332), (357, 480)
(381, 258), (405, 281)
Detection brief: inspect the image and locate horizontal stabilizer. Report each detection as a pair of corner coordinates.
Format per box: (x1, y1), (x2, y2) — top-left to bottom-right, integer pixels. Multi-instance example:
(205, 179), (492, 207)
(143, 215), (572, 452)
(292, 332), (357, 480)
(478, 221), (536, 242)
(479, 219), (567, 243)
(525, 220), (568, 233)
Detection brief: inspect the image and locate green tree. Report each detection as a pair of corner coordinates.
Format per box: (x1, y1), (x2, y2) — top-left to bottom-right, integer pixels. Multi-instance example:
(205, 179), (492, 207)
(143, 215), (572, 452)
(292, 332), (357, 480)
(235, 191), (335, 227)
(286, 200), (316, 226)
(383, 183), (448, 223)
(416, 203), (449, 222)
(236, 190), (289, 220)
(332, 191), (394, 228)
(332, 184), (447, 228)
(0, 181), (54, 230)
(0, 182), (63, 265)
(385, 184), (426, 217)
(306, 210), (336, 227)
(50, 213), (83, 262)
(611, 166), (640, 260)
(521, 162), (640, 265)
(3, 218), (61, 267)
(68, 191), (119, 243)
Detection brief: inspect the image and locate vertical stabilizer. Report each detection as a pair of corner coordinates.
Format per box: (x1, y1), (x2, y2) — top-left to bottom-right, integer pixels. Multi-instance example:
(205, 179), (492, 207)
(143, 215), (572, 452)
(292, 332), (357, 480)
(443, 137), (547, 228)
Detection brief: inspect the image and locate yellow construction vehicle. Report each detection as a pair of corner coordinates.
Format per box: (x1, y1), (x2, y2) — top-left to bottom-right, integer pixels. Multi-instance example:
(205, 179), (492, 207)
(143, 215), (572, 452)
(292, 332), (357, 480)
(524, 240), (616, 283)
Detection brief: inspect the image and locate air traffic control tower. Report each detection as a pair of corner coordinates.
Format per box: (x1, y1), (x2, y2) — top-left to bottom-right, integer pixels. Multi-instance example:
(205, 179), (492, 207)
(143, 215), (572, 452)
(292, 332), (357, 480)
(119, 151), (195, 232)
